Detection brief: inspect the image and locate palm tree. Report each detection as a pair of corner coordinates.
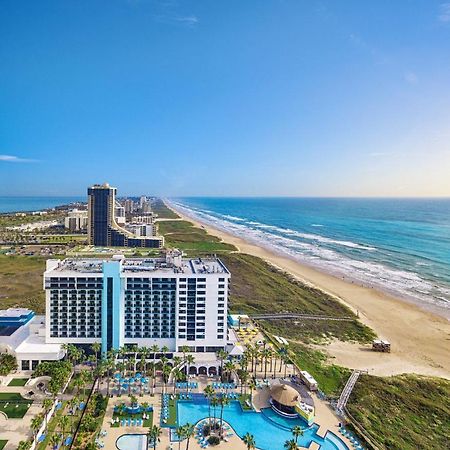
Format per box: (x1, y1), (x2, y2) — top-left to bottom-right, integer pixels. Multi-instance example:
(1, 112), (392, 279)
(185, 354), (195, 393)
(262, 348), (272, 379)
(248, 379), (256, 406)
(223, 360), (236, 383)
(211, 396), (219, 426)
(176, 425), (186, 450)
(150, 344), (159, 394)
(239, 369), (248, 395)
(73, 375), (84, 396)
(17, 441), (31, 450)
(31, 414), (43, 444)
(49, 433), (60, 449)
(243, 432), (256, 450)
(292, 425), (304, 445)
(58, 414), (70, 441)
(91, 342), (101, 367)
(172, 368), (183, 393)
(203, 385), (215, 428)
(148, 424), (162, 450)
(216, 349), (228, 382)
(218, 396), (230, 437)
(183, 423), (195, 450)
(284, 439), (298, 450)
(42, 398), (53, 432)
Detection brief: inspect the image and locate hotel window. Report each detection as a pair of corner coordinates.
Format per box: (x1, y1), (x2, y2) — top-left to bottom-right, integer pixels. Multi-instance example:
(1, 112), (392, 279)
(217, 335), (224, 339)
(218, 291), (224, 295)
(218, 284), (225, 288)
(219, 278), (224, 282)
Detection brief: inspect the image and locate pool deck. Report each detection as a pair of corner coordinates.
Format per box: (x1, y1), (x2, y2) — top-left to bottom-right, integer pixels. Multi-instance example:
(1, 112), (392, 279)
(99, 383), (353, 450)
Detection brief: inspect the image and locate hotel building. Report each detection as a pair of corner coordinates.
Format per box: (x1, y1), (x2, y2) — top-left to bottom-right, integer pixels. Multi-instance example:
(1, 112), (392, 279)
(44, 252), (230, 355)
(87, 183), (163, 248)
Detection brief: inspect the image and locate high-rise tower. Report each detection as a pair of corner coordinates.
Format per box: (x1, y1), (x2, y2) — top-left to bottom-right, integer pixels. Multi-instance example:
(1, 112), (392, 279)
(87, 183), (163, 248)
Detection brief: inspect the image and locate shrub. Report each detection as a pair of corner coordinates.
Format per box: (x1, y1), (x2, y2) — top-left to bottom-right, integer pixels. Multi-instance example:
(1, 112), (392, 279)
(207, 436), (220, 446)
(0, 353), (17, 375)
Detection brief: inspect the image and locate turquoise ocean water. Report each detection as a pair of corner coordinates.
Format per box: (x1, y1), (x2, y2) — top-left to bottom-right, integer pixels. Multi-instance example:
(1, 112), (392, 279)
(0, 196), (84, 213)
(169, 197), (450, 316)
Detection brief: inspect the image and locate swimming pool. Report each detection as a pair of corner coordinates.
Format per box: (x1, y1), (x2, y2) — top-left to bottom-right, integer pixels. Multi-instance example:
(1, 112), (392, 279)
(116, 433), (147, 450)
(177, 400), (348, 450)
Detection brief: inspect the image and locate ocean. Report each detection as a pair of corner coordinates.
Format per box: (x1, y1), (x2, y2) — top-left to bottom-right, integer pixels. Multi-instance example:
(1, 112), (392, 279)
(169, 197), (450, 315)
(0, 196), (85, 214)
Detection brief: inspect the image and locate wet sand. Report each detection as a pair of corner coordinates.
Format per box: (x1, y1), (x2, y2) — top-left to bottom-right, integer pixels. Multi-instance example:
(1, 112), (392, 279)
(168, 203), (450, 379)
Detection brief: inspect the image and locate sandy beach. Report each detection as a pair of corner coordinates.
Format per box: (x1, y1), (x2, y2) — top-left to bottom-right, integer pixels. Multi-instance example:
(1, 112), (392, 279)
(168, 203), (450, 379)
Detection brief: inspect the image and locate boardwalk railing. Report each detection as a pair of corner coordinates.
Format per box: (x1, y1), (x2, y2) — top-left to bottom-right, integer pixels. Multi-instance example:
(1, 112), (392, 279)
(250, 313), (354, 321)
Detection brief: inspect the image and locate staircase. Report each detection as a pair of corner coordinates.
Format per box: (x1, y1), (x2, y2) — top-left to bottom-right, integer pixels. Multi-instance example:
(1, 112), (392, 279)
(337, 370), (360, 413)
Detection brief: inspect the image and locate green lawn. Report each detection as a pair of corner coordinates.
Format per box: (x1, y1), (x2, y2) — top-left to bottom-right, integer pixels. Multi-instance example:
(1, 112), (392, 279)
(111, 410), (152, 428)
(8, 378), (29, 387)
(161, 397), (177, 427)
(347, 374), (450, 450)
(237, 394), (253, 411)
(0, 440), (7, 450)
(0, 393), (33, 418)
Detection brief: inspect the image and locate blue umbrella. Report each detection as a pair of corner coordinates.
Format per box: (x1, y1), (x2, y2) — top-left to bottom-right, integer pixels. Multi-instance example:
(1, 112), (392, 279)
(135, 373), (142, 378)
(114, 373), (121, 380)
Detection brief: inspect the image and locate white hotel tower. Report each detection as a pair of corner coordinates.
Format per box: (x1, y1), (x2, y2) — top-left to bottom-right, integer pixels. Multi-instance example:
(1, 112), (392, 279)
(44, 251), (230, 355)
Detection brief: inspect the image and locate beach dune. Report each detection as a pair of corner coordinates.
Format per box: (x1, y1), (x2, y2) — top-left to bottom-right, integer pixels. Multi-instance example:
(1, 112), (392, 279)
(168, 203), (450, 379)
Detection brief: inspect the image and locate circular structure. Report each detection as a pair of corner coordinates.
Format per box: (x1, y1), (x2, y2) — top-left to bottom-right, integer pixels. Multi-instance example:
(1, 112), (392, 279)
(269, 384), (300, 416)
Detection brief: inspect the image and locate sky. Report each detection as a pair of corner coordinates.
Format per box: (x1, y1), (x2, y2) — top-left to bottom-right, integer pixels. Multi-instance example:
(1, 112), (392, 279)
(1, 0), (450, 197)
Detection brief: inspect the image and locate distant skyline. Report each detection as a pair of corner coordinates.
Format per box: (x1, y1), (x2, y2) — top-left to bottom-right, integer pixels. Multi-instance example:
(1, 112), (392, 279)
(1, 1), (450, 197)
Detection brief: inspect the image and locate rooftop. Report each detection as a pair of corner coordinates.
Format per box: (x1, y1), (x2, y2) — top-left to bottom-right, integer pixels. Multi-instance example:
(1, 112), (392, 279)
(45, 256), (229, 276)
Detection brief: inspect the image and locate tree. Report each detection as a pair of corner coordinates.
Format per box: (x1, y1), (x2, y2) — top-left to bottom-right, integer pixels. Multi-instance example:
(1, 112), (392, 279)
(216, 349), (228, 382)
(292, 425), (304, 444)
(185, 354), (195, 393)
(150, 344), (159, 395)
(31, 414), (43, 444)
(148, 424), (162, 450)
(0, 353), (18, 375)
(172, 368), (183, 393)
(262, 348), (272, 379)
(284, 439), (298, 450)
(42, 398), (53, 432)
(58, 414), (70, 441)
(223, 360), (236, 383)
(243, 433), (256, 450)
(218, 396), (230, 437)
(183, 423), (195, 450)
(211, 396), (219, 425)
(248, 379), (256, 404)
(203, 385), (215, 429)
(49, 433), (60, 449)
(17, 441), (31, 450)
(176, 425), (186, 450)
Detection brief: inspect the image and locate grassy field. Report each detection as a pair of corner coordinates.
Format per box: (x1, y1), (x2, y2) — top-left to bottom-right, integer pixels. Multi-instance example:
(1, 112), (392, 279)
(152, 199), (179, 219)
(347, 374), (450, 450)
(8, 378), (29, 387)
(0, 255), (46, 313)
(0, 393), (33, 418)
(0, 440), (7, 450)
(158, 219), (237, 254)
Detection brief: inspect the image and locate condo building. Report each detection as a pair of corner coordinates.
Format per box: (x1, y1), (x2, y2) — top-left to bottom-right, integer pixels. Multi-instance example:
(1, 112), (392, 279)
(87, 183), (163, 248)
(44, 252), (230, 355)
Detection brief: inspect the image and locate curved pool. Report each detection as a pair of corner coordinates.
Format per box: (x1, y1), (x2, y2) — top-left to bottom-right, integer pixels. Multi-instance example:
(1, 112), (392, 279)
(177, 400), (348, 450)
(116, 433), (147, 450)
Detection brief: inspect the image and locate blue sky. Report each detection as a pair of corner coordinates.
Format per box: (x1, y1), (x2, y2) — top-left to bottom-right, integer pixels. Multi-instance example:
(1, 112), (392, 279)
(1, 0), (450, 197)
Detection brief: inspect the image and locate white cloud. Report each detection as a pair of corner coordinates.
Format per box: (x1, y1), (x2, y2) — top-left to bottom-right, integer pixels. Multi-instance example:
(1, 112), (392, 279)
(438, 2), (450, 22)
(0, 154), (36, 163)
(404, 71), (418, 85)
(175, 15), (198, 26)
